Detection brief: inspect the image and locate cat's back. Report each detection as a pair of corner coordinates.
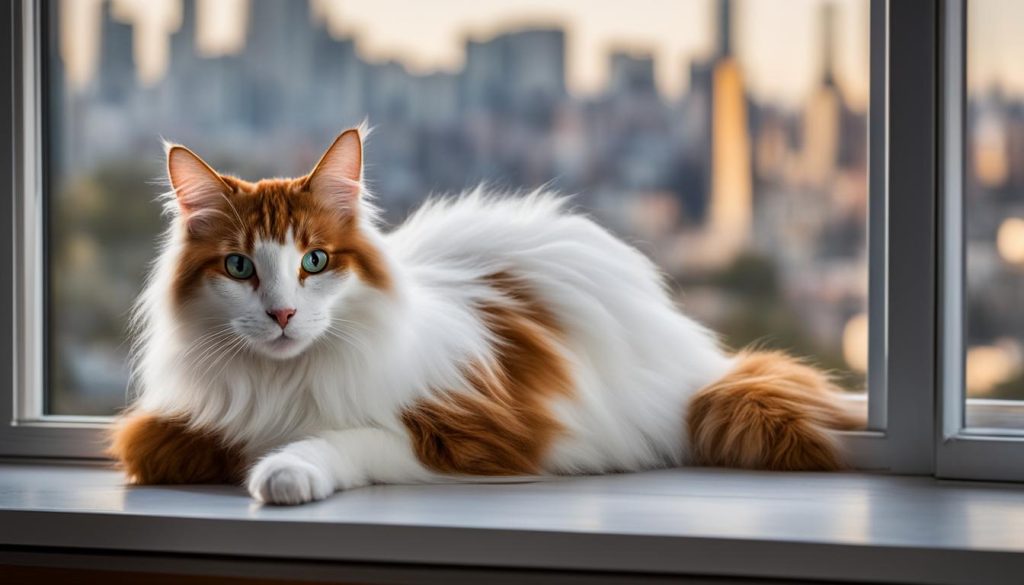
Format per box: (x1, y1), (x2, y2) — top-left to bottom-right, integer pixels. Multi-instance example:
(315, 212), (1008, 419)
(383, 188), (721, 379)
(386, 189), (666, 299)
(387, 189), (577, 259)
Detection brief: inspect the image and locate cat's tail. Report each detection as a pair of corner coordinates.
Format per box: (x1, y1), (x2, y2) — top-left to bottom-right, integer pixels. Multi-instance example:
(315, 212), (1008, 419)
(685, 350), (861, 471)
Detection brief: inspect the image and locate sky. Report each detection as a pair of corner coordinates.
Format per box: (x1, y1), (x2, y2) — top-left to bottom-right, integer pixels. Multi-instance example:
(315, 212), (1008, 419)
(969, 0), (1024, 97)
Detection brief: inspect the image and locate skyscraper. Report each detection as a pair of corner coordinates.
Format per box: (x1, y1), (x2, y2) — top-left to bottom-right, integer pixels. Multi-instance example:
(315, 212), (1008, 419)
(609, 52), (656, 96)
(716, 0), (732, 59)
(460, 28), (565, 123)
(706, 0), (753, 263)
(98, 1), (135, 104)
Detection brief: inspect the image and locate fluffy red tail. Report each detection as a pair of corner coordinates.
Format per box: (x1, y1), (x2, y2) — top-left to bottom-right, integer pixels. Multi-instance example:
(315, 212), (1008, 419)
(686, 350), (861, 471)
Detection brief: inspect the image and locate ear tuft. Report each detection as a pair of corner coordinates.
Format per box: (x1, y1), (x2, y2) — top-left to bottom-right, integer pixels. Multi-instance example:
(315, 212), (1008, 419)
(167, 145), (229, 216)
(307, 128), (364, 211)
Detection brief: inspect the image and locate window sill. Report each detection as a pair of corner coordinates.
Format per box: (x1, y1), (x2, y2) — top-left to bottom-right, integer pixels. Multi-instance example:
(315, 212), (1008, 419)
(1, 464), (1023, 584)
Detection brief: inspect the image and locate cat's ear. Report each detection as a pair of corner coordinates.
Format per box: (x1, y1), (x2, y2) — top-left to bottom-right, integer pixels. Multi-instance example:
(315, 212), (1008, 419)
(166, 144), (230, 219)
(306, 128), (363, 211)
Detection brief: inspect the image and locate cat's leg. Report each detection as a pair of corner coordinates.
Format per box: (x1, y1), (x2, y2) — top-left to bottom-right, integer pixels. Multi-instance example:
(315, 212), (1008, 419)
(109, 412), (245, 485)
(246, 427), (431, 505)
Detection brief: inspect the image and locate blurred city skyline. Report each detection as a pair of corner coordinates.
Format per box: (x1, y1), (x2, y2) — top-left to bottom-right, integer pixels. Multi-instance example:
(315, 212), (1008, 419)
(59, 0), (871, 107)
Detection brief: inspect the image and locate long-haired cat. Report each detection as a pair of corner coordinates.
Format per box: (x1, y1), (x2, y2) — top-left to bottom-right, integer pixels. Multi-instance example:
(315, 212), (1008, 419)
(110, 126), (858, 504)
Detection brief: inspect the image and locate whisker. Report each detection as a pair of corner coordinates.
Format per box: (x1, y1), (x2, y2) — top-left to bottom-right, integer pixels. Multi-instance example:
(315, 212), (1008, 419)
(212, 336), (252, 382)
(179, 326), (237, 361)
(195, 336), (246, 382)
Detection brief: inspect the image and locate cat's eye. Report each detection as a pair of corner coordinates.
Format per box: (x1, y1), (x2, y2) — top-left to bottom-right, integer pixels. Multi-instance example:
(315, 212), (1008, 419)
(225, 254), (255, 279)
(302, 249), (329, 274)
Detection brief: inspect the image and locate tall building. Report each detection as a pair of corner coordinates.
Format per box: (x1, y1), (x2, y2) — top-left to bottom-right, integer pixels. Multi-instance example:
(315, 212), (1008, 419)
(310, 23), (364, 133)
(166, 0), (198, 121)
(460, 28), (565, 123)
(503, 29), (566, 107)
(245, 0), (317, 128)
(706, 0), (753, 263)
(98, 1), (135, 104)
(609, 52), (656, 96)
(462, 37), (506, 112)
(716, 0), (732, 58)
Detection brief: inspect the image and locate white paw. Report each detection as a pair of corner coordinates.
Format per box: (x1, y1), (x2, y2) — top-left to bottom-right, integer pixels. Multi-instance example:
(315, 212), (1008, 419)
(247, 453), (335, 505)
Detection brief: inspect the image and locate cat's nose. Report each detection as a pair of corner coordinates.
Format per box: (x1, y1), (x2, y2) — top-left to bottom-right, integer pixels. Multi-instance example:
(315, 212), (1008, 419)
(267, 308), (296, 329)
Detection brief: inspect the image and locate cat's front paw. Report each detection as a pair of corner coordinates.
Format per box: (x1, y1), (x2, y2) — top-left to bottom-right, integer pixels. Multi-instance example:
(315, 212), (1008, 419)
(247, 453), (334, 505)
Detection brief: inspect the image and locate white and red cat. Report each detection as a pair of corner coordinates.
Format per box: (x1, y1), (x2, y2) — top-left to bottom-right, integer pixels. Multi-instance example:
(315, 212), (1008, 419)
(110, 126), (857, 505)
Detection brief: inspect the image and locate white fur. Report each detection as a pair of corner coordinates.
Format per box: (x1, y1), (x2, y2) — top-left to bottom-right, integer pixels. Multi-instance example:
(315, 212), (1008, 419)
(133, 187), (734, 504)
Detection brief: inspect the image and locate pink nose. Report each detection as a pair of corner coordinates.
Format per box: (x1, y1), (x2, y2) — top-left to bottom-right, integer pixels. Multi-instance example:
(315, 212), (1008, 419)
(267, 308), (296, 328)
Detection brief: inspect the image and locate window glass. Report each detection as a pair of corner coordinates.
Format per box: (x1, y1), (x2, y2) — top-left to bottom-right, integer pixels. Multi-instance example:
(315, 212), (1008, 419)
(965, 0), (1024, 428)
(45, 0), (869, 416)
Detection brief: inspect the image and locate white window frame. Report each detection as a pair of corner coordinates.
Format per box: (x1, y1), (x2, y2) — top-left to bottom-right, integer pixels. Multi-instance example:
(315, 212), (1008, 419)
(841, 0), (938, 474)
(2, 0), (108, 459)
(936, 0), (1024, 482)
(3, 0), (1021, 480)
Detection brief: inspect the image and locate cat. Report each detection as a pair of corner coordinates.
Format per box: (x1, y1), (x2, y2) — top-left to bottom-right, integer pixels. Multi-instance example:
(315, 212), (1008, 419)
(109, 125), (859, 505)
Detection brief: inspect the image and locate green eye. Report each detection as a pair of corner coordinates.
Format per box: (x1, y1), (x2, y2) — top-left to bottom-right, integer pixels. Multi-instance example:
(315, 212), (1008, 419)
(224, 254), (255, 279)
(302, 249), (329, 274)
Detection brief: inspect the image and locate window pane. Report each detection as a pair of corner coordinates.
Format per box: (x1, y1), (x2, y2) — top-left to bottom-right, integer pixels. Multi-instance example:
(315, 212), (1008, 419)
(44, 0), (869, 417)
(965, 0), (1024, 429)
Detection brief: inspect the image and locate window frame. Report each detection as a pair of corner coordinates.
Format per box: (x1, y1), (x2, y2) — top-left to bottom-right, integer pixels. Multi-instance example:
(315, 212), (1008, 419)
(1, 0), (108, 460)
(2, 0), (1019, 479)
(935, 0), (1024, 482)
(839, 0), (938, 475)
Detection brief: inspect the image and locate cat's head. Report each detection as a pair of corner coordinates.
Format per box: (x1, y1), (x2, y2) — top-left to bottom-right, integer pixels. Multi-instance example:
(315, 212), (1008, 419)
(163, 128), (389, 360)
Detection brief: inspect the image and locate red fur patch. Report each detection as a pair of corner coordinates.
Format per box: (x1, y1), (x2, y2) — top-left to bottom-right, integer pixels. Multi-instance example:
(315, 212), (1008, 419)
(108, 413), (244, 484)
(686, 350), (861, 471)
(401, 273), (573, 475)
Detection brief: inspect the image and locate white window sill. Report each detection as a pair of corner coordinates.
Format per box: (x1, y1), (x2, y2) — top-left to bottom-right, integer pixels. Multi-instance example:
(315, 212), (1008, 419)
(1, 464), (1023, 584)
